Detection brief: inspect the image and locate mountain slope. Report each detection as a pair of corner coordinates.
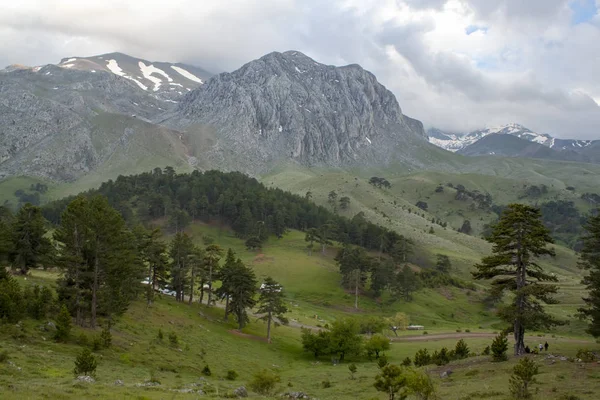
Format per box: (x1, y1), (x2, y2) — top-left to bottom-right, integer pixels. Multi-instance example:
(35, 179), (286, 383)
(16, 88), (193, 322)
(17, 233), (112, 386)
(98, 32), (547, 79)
(55, 52), (212, 101)
(162, 50), (436, 174)
(0, 64), (190, 181)
(429, 123), (599, 156)
(457, 134), (589, 162)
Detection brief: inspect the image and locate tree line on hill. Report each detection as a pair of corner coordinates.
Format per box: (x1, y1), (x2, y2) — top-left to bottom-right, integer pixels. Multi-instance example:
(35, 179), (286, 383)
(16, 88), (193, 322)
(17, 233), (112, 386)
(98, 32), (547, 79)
(41, 168), (403, 256)
(0, 193), (288, 341)
(3, 168), (600, 352)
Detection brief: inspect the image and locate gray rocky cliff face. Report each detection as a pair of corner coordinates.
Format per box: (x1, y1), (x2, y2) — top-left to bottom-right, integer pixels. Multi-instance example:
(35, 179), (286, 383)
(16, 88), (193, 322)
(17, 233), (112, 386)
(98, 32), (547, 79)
(164, 51), (428, 173)
(0, 65), (179, 181)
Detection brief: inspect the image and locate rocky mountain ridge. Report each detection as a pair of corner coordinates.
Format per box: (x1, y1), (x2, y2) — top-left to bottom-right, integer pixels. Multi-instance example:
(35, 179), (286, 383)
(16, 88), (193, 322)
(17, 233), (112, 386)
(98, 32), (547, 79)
(0, 61), (189, 181)
(162, 50), (432, 174)
(428, 123), (596, 153)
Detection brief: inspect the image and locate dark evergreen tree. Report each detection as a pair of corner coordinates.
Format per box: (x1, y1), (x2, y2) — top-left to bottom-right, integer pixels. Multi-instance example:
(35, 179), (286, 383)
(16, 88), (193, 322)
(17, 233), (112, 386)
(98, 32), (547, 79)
(435, 254), (452, 274)
(133, 227), (169, 306)
(256, 277), (289, 342)
(55, 196), (143, 327)
(202, 244), (223, 306)
(168, 232), (194, 302)
(216, 248), (239, 321)
(578, 214), (600, 337)
(459, 220), (472, 235)
(339, 196), (351, 210)
(227, 260), (257, 330)
(305, 228), (318, 256)
(10, 203), (52, 274)
(394, 265), (419, 301)
(473, 204), (561, 356)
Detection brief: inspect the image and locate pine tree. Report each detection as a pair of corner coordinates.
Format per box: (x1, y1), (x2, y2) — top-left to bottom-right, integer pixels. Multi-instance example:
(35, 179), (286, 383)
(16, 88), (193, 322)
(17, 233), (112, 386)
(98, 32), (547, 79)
(202, 244), (223, 306)
(216, 248), (237, 320)
(169, 232), (194, 302)
(0, 208), (14, 264)
(473, 204), (562, 355)
(509, 357), (539, 399)
(227, 260), (257, 330)
(491, 333), (509, 362)
(55, 196), (142, 327)
(339, 196), (351, 210)
(256, 277), (289, 343)
(187, 246), (204, 305)
(395, 265), (419, 302)
(578, 214), (600, 337)
(304, 228), (318, 256)
(133, 227), (169, 306)
(374, 364), (409, 400)
(10, 203), (52, 274)
(73, 348), (97, 377)
(55, 304), (72, 342)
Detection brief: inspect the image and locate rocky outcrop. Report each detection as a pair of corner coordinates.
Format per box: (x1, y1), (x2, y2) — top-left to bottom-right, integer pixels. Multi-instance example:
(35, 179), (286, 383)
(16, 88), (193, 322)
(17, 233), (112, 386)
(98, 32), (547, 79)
(163, 51), (429, 174)
(0, 64), (188, 181)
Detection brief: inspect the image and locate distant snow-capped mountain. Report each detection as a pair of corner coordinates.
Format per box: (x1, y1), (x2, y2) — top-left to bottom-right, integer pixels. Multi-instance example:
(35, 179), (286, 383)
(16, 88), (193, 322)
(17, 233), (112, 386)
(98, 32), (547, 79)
(54, 52), (213, 101)
(428, 123), (594, 153)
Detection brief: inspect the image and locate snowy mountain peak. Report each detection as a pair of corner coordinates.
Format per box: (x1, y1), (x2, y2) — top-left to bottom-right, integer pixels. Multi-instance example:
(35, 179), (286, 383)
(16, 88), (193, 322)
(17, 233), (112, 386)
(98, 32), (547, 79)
(428, 123), (598, 161)
(54, 53), (213, 100)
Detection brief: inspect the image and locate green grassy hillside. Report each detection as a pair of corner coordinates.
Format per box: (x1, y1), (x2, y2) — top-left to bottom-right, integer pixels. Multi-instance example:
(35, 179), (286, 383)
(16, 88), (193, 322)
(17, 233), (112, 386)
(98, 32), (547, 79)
(1, 222), (598, 399)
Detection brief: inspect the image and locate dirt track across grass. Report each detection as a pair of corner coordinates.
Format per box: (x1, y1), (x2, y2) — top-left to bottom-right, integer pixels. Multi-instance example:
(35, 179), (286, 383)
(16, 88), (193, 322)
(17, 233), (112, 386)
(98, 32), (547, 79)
(392, 332), (593, 344)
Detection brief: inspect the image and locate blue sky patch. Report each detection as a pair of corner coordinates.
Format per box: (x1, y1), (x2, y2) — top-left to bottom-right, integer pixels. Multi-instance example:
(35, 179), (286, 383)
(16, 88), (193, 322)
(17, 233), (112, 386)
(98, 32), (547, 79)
(570, 0), (598, 25)
(466, 25), (488, 35)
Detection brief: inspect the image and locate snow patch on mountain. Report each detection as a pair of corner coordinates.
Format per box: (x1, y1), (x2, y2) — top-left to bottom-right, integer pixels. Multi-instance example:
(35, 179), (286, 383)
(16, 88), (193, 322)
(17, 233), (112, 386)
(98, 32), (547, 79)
(138, 62), (172, 91)
(106, 59), (126, 77)
(171, 66), (203, 84)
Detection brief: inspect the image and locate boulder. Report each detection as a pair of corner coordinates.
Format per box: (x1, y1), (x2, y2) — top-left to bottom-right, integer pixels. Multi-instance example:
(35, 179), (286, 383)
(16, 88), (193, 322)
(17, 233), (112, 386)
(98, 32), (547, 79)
(233, 386), (248, 398)
(440, 370), (453, 379)
(76, 375), (95, 383)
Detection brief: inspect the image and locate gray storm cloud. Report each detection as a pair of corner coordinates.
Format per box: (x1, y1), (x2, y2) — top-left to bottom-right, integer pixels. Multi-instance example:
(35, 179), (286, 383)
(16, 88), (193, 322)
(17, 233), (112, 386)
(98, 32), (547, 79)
(0, 0), (599, 138)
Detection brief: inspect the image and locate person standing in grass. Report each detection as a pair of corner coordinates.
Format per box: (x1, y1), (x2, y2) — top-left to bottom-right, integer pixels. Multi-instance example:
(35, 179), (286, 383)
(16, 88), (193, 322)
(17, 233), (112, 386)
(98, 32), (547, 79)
(544, 342), (549, 352)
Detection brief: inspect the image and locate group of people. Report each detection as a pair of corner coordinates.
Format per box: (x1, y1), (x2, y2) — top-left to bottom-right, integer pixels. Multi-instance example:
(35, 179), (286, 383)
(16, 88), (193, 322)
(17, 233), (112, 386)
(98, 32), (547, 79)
(525, 341), (549, 354)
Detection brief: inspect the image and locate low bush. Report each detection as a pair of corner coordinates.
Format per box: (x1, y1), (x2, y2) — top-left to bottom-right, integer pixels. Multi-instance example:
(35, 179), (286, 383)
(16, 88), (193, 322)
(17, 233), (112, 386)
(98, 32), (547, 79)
(249, 369), (281, 395)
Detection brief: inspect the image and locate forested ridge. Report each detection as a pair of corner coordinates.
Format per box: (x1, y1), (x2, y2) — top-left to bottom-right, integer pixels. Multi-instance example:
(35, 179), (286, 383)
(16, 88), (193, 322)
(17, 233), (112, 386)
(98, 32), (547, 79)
(42, 167), (404, 254)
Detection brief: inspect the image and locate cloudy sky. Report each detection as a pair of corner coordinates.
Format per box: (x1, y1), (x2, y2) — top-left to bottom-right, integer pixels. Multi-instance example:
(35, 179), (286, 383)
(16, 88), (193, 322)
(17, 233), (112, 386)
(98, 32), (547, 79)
(1, 0), (600, 139)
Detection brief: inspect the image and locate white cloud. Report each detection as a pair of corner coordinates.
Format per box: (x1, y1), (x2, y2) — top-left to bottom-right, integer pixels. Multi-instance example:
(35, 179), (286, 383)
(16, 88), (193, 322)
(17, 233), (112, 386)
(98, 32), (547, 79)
(0, 0), (599, 138)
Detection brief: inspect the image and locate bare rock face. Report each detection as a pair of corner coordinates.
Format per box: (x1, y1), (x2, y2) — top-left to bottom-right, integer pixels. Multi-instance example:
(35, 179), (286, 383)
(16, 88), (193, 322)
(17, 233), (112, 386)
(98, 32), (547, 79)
(165, 51), (429, 174)
(0, 64), (187, 181)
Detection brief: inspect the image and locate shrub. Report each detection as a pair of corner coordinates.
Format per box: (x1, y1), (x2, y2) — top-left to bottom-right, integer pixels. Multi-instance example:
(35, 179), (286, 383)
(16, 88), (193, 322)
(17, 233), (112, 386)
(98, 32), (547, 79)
(455, 339), (470, 359)
(78, 333), (90, 347)
(491, 333), (508, 362)
(482, 346), (491, 356)
(168, 332), (179, 347)
(365, 334), (390, 359)
(348, 363), (357, 380)
(73, 348), (98, 377)
(202, 365), (212, 376)
(321, 379), (332, 388)
(54, 304), (72, 342)
(465, 329), (471, 333)
(226, 370), (238, 381)
(248, 369), (281, 395)
(576, 349), (595, 363)
(423, 331), (428, 335)
(402, 357), (412, 366)
(100, 325), (112, 348)
(377, 353), (389, 369)
(157, 329), (164, 341)
(0, 350), (9, 363)
(407, 369), (437, 400)
(432, 348), (450, 366)
(414, 348), (431, 367)
(509, 357), (539, 399)
(92, 336), (103, 351)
